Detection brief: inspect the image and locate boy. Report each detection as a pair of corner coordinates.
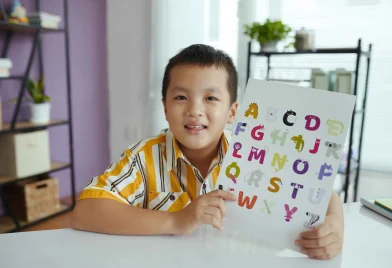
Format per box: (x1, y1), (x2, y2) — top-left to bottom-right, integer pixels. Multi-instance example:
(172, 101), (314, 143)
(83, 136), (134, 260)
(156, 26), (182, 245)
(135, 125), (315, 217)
(71, 44), (344, 260)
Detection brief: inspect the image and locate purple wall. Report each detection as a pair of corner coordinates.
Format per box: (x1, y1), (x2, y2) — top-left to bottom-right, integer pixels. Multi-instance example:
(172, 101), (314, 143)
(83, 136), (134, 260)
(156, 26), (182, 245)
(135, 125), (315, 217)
(0, 0), (109, 214)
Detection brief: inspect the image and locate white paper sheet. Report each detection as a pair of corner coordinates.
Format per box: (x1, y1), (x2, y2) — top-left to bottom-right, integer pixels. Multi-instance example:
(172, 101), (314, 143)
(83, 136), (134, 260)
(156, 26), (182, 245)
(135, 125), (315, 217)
(215, 79), (356, 252)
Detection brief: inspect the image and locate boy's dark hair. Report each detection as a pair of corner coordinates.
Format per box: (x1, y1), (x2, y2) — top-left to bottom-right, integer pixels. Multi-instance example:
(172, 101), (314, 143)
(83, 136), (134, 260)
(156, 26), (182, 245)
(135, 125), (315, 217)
(162, 44), (238, 104)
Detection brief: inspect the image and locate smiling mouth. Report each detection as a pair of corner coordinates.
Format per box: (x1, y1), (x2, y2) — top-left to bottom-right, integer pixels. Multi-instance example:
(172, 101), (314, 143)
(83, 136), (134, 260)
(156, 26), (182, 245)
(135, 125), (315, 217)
(184, 125), (207, 129)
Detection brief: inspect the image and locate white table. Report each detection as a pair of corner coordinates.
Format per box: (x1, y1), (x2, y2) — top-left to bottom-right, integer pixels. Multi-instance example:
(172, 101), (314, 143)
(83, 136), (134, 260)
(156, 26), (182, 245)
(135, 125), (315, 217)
(0, 202), (391, 268)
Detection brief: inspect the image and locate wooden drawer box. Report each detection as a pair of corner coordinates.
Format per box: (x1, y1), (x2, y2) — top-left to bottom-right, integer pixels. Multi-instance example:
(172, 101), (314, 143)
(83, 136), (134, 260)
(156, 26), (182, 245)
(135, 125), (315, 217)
(7, 177), (60, 222)
(0, 130), (51, 178)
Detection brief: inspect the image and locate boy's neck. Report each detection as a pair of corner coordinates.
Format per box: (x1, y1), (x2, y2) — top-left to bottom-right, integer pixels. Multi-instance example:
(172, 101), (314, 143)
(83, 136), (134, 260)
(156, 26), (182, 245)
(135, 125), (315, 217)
(179, 140), (220, 179)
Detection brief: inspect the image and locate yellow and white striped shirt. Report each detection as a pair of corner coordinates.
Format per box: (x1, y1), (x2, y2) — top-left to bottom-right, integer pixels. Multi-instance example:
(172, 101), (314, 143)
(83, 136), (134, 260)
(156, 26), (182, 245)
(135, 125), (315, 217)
(79, 129), (230, 212)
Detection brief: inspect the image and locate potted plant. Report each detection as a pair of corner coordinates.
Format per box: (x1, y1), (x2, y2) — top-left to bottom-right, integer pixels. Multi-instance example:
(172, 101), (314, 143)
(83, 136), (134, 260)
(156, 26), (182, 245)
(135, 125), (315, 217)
(244, 19), (292, 52)
(27, 77), (51, 124)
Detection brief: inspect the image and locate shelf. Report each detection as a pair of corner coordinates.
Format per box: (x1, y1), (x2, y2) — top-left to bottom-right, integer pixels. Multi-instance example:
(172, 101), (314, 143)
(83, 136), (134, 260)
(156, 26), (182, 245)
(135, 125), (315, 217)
(0, 21), (65, 33)
(251, 48), (369, 57)
(0, 202), (72, 233)
(338, 160), (359, 175)
(0, 76), (24, 80)
(0, 119), (69, 134)
(0, 162), (71, 185)
(268, 78), (311, 83)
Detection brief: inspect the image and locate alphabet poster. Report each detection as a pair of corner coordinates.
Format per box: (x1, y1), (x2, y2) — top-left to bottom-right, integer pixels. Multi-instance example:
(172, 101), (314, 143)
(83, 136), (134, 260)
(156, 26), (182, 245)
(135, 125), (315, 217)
(216, 79), (356, 252)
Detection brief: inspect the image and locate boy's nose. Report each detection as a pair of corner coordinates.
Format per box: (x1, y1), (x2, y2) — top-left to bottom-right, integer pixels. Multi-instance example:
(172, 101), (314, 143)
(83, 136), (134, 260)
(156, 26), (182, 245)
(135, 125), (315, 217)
(187, 102), (203, 117)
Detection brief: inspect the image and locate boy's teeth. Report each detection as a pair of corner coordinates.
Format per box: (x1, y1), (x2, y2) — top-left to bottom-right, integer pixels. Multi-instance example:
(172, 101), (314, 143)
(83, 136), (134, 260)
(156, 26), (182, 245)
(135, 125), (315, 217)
(186, 125), (204, 129)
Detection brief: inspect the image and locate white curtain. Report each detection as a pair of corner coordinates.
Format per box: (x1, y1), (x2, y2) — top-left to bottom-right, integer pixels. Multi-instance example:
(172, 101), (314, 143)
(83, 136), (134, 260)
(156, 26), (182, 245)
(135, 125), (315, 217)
(148, 0), (240, 135)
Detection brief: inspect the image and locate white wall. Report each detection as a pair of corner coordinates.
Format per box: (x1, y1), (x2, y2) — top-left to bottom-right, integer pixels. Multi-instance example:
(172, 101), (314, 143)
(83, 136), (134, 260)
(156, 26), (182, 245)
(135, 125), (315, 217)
(107, 0), (152, 161)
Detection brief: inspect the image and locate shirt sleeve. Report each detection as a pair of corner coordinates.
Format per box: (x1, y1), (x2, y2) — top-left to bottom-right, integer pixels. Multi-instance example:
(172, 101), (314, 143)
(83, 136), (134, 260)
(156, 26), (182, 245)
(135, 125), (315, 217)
(79, 148), (146, 208)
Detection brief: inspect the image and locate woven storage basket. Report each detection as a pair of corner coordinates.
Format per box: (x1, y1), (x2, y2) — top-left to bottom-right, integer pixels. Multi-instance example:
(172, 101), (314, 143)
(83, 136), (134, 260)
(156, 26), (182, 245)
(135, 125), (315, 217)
(7, 177), (60, 222)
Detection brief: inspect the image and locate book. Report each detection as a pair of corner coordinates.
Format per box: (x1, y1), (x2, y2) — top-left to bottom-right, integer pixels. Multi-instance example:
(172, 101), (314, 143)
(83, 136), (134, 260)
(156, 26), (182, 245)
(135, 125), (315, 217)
(311, 68), (329, 91)
(215, 79), (356, 252)
(375, 198), (392, 213)
(334, 68), (353, 94)
(360, 197), (392, 221)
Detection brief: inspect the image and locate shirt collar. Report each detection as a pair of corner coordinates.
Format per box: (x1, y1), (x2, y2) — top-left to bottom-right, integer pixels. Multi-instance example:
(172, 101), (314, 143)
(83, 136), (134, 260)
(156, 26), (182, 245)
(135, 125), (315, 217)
(165, 128), (231, 172)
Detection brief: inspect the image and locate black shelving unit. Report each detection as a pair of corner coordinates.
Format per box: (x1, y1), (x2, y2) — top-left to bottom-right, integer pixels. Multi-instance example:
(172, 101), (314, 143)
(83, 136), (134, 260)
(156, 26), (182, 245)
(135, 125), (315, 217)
(0, 0), (75, 233)
(246, 39), (372, 203)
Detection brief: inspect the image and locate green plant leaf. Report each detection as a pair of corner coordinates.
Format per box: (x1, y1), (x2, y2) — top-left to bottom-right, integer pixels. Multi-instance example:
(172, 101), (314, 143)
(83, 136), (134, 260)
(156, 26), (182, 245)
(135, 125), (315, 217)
(243, 19), (292, 44)
(27, 79), (35, 90)
(43, 95), (50, 102)
(38, 76), (44, 92)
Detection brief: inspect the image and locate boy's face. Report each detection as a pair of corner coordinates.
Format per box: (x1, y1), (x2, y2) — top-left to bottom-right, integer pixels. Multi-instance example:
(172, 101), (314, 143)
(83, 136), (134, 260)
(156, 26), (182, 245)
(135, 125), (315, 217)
(163, 65), (238, 152)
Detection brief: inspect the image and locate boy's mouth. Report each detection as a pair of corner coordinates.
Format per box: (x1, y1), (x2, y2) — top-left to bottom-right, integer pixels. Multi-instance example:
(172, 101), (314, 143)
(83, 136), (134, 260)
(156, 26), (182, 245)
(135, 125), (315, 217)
(184, 125), (207, 129)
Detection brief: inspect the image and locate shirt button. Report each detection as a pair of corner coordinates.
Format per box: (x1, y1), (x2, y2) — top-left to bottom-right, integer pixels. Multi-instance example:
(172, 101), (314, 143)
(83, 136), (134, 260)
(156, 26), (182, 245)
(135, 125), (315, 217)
(170, 194), (175, 201)
(203, 184), (207, 189)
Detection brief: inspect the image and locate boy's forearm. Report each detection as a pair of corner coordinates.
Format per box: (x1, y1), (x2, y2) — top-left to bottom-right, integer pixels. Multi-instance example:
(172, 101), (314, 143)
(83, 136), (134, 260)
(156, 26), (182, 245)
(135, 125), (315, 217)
(71, 199), (180, 236)
(327, 192), (344, 219)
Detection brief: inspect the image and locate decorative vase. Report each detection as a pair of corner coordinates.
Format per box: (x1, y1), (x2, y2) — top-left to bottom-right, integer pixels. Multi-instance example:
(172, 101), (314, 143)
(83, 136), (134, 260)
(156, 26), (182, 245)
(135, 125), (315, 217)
(30, 102), (51, 124)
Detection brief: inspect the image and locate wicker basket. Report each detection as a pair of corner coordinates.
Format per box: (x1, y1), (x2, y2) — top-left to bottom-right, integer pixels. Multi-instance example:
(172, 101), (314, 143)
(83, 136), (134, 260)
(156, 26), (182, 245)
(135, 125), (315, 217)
(7, 177), (60, 222)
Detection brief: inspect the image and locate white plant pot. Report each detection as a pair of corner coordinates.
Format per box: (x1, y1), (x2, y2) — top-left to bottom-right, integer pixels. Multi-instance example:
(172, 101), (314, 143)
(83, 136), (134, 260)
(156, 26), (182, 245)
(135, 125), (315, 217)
(260, 41), (278, 52)
(30, 102), (51, 124)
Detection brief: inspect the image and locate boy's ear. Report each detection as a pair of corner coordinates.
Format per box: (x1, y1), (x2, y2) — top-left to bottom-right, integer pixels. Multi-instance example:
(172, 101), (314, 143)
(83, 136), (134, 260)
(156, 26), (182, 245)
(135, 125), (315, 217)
(227, 102), (239, 124)
(162, 98), (168, 121)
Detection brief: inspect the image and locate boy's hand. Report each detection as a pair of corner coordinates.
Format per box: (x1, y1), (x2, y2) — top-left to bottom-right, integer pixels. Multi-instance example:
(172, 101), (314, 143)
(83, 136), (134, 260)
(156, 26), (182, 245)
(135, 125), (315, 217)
(172, 190), (237, 235)
(295, 214), (344, 260)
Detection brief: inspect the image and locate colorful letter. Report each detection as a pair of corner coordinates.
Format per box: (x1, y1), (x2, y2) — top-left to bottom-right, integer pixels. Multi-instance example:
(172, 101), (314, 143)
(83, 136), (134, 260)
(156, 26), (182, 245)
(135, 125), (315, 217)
(271, 129), (288, 146)
(235, 122), (247, 136)
(327, 120), (344, 136)
(290, 183), (304, 199)
(309, 138), (321, 154)
(293, 159), (309, 175)
(248, 147), (266, 164)
(244, 103), (258, 119)
(244, 170), (263, 188)
(271, 153), (288, 172)
(251, 125), (264, 141)
(233, 142), (242, 159)
(308, 188), (326, 204)
(226, 162), (241, 181)
(305, 115), (321, 131)
(325, 141), (342, 159)
(266, 107), (278, 122)
(283, 110), (296, 126)
(291, 135), (305, 152)
(260, 200), (275, 214)
(304, 212), (320, 229)
(268, 177), (282, 193)
(238, 191), (258, 209)
(318, 163), (333, 180)
(284, 204), (298, 222)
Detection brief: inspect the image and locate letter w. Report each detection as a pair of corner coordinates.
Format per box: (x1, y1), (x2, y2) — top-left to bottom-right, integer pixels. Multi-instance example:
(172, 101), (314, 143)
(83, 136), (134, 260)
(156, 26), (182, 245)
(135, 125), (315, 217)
(238, 191), (258, 209)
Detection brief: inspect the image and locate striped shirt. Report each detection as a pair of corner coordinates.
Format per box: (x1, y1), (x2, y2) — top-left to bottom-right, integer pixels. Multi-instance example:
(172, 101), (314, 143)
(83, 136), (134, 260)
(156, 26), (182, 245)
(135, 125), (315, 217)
(79, 129), (231, 212)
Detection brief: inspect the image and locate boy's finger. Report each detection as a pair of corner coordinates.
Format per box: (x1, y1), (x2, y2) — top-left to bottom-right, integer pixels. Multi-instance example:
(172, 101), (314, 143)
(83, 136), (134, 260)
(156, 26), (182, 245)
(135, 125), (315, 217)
(295, 233), (335, 249)
(302, 243), (340, 259)
(300, 242), (337, 256)
(207, 190), (237, 201)
(300, 222), (333, 239)
(205, 197), (226, 217)
(200, 214), (222, 231)
(203, 206), (222, 221)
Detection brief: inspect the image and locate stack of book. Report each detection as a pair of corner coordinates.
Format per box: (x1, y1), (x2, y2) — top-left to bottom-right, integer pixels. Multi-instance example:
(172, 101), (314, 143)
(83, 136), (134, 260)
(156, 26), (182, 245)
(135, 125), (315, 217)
(311, 68), (354, 94)
(0, 58), (12, 77)
(28, 12), (61, 29)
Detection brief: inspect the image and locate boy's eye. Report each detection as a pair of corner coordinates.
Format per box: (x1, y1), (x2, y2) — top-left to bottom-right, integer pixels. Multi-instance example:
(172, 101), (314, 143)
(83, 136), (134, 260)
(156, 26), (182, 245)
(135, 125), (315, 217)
(174, 96), (186, 100)
(206, 96), (218, 101)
